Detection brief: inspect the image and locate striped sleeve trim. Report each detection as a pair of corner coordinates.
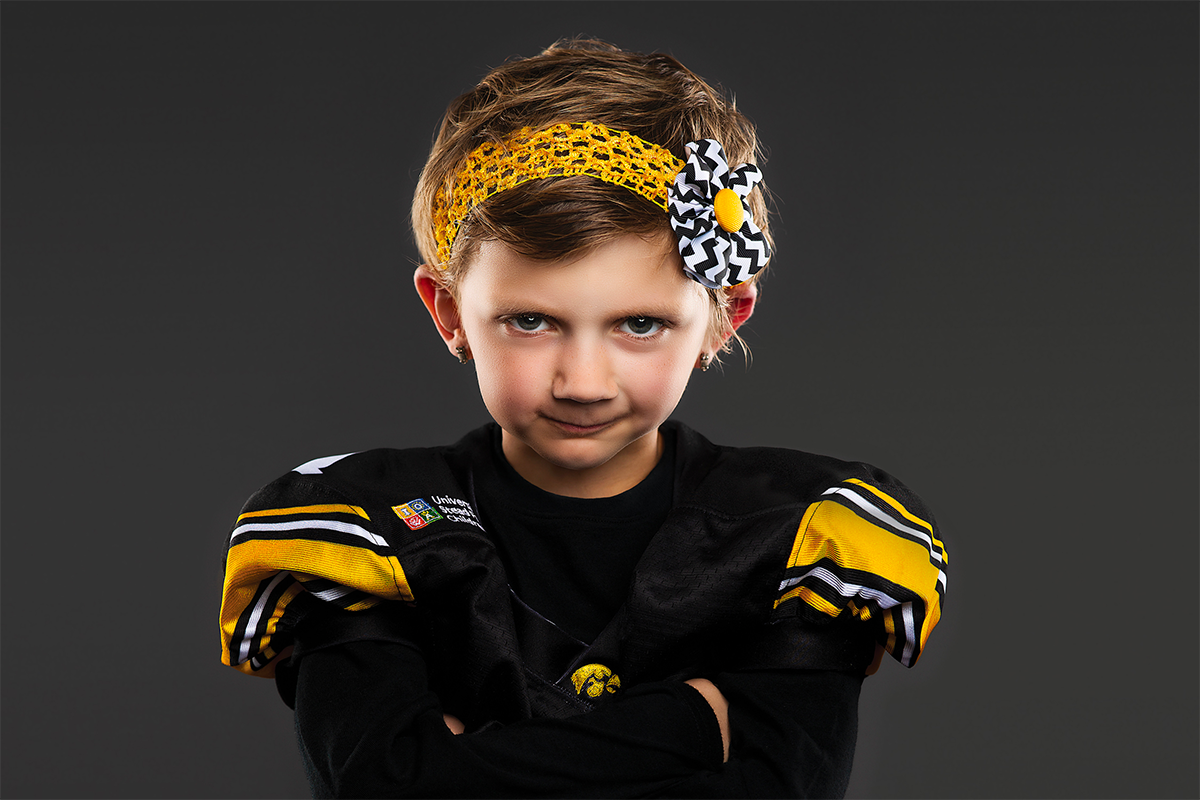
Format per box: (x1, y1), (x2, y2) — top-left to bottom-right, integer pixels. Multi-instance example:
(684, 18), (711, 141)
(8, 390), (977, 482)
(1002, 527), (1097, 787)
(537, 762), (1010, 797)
(774, 479), (946, 668)
(291, 573), (379, 609)
(231, 504), (388, 549)
(219, 504), (411, 677)
(822, 480), (947, 601)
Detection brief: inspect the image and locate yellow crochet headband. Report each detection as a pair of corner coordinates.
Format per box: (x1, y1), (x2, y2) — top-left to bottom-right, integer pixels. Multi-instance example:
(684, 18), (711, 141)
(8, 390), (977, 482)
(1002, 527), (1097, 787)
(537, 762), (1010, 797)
(431, 121), (685, 266)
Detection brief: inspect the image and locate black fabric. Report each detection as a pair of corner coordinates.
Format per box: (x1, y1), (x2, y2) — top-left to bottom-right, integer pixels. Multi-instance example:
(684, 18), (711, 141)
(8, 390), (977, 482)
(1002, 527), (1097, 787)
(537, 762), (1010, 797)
(269, 421), (887, 796)
(722, 618), (877, 674)
(240, 422), (894, 711)
(677, 670), (864, 798)
(289, 609), (863, 799)
(276, 601), (428, 709)
(293, 619), (727, 799)
(474, 425), (674, 644)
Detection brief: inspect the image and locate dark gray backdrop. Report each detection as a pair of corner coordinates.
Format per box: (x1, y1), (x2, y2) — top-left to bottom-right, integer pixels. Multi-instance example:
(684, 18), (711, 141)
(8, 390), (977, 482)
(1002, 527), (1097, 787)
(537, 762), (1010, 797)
(3, 2), (1196, 797)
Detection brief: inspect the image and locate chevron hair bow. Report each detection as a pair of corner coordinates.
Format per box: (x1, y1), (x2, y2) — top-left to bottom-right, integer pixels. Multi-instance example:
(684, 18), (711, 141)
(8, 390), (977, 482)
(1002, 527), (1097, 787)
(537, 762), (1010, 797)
(668, 140), (771, 288)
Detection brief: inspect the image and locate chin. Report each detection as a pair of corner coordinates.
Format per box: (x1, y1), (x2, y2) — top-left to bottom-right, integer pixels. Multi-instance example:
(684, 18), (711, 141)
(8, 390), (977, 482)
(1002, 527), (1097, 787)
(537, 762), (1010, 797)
(531, 438), (623, 473)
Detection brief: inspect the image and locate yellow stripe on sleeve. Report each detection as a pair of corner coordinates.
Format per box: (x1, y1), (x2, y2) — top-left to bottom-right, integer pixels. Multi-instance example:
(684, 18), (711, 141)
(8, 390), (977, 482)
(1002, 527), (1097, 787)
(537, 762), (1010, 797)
(787, 499), (935, 592)
(776, 584), (841, 616)
(236, 504), (372, 523)
(219, 537), (412, 675)
(225, 537), (413, 605)
(777, 497), (943, 663)
(785, 501), (823, 571)
(218, 579), (307, 676)
(844, 479), (947, 564)
(882, 606), (898, 656)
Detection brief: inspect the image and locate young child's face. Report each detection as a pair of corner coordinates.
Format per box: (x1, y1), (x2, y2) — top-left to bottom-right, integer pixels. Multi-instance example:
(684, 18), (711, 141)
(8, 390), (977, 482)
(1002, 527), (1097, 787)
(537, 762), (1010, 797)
(454, 231), (712, 495)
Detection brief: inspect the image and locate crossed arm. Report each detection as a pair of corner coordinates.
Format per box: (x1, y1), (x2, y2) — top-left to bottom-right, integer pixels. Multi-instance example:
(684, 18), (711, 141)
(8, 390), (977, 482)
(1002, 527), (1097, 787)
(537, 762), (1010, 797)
(443, 677), (729, 760)
(284, 623), (864, 798)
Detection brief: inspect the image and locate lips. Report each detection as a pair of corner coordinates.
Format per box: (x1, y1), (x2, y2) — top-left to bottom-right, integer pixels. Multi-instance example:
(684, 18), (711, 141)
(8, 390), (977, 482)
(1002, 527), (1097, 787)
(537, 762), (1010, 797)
(543, 415), (616, 434)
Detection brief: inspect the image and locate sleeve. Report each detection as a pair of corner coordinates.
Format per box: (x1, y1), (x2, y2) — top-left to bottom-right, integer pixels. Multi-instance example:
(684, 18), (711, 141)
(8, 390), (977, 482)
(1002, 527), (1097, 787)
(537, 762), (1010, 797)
(771, 475), (948, 668)
(648, 471), (948, 797)
(664, 668), (864, 799)
(288, 604), (727, 799)
(218, 473), (415, 677)
(288, 606), (864, 799)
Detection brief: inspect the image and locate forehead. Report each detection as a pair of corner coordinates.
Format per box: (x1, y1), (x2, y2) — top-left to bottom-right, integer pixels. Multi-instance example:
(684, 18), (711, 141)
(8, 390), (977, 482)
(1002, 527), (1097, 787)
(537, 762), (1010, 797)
(458, 233), (709, 314)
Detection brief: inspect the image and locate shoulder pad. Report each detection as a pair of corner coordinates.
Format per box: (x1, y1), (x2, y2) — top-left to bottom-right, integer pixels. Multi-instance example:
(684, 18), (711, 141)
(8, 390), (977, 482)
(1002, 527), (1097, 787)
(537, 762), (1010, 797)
(218, 446), (470, 678)
(772, 474), (947, 668)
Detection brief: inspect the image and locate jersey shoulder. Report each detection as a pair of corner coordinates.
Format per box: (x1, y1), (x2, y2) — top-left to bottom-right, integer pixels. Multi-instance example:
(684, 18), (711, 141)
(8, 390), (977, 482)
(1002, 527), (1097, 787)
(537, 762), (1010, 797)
(219, 442), (481, 678)
(670, 420), (926, 516)
(669, 422), (948, 669)
(768, 456), (947, 669)
(239, 447), (440, 511)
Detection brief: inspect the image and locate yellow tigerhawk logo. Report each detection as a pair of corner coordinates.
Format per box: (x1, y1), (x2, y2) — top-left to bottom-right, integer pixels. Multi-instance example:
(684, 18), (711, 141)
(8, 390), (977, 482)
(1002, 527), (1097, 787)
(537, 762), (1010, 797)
(570, 663), (621, 698)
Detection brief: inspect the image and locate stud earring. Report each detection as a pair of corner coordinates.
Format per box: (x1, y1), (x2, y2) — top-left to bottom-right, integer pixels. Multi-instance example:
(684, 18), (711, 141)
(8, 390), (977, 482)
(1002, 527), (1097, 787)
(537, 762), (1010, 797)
(455, 345), (470, 364)
(698, 353), (711, 372)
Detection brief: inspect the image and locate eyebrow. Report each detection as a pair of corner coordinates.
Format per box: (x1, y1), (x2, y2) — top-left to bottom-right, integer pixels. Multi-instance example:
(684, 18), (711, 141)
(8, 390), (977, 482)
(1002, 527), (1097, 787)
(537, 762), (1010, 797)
(488, 301), (688, 321)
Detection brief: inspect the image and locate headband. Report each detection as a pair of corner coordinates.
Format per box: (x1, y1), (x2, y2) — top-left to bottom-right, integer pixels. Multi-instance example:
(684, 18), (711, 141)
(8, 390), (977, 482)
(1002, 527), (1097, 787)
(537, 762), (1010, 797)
(432, 121), (771, 288)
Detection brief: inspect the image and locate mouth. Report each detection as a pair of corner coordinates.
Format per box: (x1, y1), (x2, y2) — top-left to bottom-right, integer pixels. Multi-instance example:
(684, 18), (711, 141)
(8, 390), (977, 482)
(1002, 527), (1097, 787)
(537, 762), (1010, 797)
(543, 415), (617, 435)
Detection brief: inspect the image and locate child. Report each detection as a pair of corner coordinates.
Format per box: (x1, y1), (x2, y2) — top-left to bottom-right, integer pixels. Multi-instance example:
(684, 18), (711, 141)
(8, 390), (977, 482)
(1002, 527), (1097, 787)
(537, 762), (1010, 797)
(219, 39), (947, 798)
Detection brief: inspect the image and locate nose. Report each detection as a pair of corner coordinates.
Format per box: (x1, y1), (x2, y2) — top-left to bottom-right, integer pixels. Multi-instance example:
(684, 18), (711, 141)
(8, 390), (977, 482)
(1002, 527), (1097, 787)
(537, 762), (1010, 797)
(552, 337), (618, 403)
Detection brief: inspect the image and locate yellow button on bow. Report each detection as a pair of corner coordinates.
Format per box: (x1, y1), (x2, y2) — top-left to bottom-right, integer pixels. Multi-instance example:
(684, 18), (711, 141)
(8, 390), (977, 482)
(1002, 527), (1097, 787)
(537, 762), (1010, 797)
(713, 187), (745, 233)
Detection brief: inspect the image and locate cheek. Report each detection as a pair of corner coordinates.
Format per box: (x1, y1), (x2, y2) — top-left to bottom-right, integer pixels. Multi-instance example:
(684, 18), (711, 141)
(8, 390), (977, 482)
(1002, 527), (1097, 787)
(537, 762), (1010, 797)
(468, 334), (542, 418)
(624, 348), (697, 410)
(482, 370), (531, 408)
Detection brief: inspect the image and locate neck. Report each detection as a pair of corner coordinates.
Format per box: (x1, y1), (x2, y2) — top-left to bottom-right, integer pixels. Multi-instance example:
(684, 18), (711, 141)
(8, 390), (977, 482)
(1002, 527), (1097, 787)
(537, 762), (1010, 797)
(501, 429), (663, 499)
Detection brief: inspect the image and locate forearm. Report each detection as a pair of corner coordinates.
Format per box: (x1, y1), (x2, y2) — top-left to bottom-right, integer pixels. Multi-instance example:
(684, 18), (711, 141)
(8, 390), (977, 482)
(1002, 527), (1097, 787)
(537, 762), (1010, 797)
(661, 670), (864, 799)
(294, 640), (724, 798)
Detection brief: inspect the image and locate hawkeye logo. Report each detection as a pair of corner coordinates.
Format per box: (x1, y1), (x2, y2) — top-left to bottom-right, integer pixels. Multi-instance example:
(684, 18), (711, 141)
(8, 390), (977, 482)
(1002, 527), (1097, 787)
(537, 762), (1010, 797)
(392, 498), (443, 530)
(571, 663), (621, 698)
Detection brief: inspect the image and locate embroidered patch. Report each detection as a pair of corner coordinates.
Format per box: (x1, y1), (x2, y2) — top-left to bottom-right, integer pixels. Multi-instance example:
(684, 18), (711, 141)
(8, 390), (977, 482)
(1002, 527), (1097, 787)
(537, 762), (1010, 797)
(570, 663), (621, 698)
(392, 498), (443, 530)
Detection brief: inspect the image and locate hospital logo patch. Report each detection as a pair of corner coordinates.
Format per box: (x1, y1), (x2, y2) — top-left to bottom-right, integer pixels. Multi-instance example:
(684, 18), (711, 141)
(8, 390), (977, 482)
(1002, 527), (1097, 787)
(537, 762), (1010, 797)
(570, 663), (621, 698)
(392, 498), (443, 530)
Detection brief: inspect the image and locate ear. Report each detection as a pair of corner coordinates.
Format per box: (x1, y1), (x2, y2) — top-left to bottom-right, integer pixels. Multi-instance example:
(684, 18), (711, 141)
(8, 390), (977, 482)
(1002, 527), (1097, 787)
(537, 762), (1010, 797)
(413, 266), (468, 355)
(726, 280), (758, 334)
(707, 280), (758, 353)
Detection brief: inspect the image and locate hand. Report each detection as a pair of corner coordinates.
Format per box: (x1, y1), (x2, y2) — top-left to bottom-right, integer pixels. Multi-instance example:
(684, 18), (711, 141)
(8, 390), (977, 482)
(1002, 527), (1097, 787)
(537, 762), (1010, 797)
(443, 713), (465, 735)
(685, 678), (730, 763)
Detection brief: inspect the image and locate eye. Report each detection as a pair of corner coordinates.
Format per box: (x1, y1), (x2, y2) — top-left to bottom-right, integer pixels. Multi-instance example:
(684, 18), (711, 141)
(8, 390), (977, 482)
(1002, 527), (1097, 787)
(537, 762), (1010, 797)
(620, 316), (665, 337)
(508, 314), (549, 332)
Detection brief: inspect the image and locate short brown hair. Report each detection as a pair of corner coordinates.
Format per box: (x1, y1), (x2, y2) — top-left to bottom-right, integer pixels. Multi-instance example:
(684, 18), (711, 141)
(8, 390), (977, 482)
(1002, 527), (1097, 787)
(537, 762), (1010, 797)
(411, 39), (773, 356)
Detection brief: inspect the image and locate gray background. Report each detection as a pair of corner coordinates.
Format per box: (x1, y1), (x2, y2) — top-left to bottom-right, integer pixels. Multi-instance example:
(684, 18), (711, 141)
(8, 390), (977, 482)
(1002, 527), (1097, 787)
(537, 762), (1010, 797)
(3, 2), (1196, 797)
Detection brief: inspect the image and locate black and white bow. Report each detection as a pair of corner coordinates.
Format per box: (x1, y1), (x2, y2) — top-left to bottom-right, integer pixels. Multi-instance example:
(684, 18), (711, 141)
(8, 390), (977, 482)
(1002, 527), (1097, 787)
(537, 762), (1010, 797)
(668, 139), (771, 288)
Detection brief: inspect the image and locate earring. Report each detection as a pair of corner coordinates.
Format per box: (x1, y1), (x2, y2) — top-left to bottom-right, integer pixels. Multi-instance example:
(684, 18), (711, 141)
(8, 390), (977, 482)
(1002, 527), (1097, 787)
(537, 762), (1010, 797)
(698, 353), (711, 372)
(455, 346), (470, 364)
